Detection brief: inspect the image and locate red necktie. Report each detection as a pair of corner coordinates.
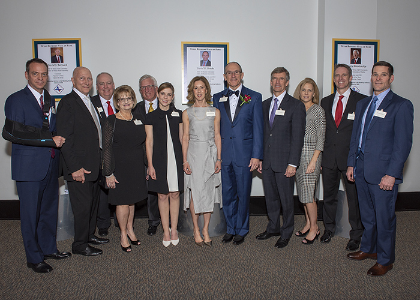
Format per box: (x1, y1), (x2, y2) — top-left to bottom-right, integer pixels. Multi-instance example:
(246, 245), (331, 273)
(39, 95), (44, 110)
(335, 95), (344, 128)
(107, 101), (114, 116)
(57, 56), (61, 63)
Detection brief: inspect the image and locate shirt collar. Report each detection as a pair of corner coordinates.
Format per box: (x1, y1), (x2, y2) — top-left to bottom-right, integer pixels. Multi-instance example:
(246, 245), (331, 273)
(272, 90), (286, 104)
(73, 88), (89, 101)
(27, 84), (43, 100)
(229, 84), (243, 94)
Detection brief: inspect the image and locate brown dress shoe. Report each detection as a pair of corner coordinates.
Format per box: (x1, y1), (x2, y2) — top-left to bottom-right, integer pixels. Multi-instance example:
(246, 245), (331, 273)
(347, 251), (377, 260)
(367, 263), (393, 276)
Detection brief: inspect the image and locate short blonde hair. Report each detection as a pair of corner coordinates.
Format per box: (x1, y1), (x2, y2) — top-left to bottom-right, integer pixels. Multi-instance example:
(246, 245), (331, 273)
(293, 78), (320, 104)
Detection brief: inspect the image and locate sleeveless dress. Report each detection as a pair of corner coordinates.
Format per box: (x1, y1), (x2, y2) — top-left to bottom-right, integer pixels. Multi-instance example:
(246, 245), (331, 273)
(296, 104), (326, 203)
(184, 106), (222, 213)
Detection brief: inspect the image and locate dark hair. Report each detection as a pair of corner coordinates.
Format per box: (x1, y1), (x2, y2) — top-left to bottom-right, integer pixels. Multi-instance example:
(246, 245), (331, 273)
(158, 82), (176, 109)
(113, 85), (137, 109)
(372, 61), (394, 76)
(186, 76), (212, 104)
(334, 64), (352, 77)
(26, 58), (48, 73)
(271, 67), (290, 81)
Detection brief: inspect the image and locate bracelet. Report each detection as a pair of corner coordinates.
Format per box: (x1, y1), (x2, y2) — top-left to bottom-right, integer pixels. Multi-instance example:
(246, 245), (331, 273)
(217, 159), (222, 162)
(183, 161), (188, 165)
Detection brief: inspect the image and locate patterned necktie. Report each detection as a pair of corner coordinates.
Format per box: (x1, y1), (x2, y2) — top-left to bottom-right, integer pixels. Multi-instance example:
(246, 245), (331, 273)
(360, 96), (378, 152)
(106, 101), (114, 116)
(148, 102), (154, 113)
(335, 95), (344, 128)
(39, 95), (44, 110)
(269, 98), (278, 128)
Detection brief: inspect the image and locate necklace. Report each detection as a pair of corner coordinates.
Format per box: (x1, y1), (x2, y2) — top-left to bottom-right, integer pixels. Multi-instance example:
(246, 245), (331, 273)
(118, 111), (133, 121)
(192, 104), (209, 121)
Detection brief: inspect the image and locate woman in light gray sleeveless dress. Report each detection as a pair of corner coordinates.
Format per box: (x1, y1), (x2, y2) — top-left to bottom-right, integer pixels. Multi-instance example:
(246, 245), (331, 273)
(182, 76), (222, 247)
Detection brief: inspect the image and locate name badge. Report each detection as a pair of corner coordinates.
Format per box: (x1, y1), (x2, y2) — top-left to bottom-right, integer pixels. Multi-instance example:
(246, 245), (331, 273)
(347, 112), (355, 120)
(171, 111), (180, 117)
(133, 119), (143, 125)
(97, 107), (103, 113)
(219, 96), (228, 102)
(374, 109), (387, 118)
(275, 109), (285, 116)
(206, 111), (216, 117)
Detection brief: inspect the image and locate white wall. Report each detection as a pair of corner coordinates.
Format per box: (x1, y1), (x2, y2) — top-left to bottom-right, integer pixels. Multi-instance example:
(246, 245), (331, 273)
(0, 0), (418, 200)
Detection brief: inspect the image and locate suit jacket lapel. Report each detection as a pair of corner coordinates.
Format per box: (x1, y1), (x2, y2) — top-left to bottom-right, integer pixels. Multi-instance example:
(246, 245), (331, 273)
(325, 95), (335, 125)
(368, 91), (393, 133)
(72, 91), (97, 126)
(232, 86), (249, 123)
(222, 90), (232, 123)
(24, 87), (44, 117)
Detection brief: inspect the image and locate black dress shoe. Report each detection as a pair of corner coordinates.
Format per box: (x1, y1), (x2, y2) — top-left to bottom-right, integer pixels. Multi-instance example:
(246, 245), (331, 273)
(44, 251), (72, 260)
(88, 235), (109, 245)
(72, 245), (103, 256)
(98, 228), (108, 236)
(346, 239), (361, 251)
(320, 230), (333, 243)
(256, 231), (280, 240)
(233, 235), (245, 245)
(274, 238), (290, 248)
(222, 233), (234, 243)
(27, 261), (53, 273)
(147, 225), (158, 236)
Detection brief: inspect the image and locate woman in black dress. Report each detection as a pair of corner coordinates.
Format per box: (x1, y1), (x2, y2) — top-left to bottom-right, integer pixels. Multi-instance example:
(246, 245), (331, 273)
(145, 82), (183, 247)
(103, 85), (147, 252)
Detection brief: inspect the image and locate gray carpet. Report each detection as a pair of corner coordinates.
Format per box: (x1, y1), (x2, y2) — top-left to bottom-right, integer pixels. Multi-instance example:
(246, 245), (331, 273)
(1, 212), (420, 299)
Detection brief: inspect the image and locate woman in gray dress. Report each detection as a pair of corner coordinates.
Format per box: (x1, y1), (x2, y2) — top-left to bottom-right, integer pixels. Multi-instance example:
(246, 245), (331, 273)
(182, 76), (222, 247)
(293, 78), (326, 244)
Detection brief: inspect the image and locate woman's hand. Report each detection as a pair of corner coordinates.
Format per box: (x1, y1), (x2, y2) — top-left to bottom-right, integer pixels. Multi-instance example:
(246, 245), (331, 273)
(306, 161), (316, 174)
(106, 175), (119, 189)
(148, 165), (156, 180)
(183, 162), (192, 175)
(214, 160), (221, 173)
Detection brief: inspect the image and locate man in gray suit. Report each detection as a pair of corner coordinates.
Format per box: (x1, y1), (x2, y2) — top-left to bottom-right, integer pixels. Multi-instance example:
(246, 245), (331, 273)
(256, 67), (306, 248)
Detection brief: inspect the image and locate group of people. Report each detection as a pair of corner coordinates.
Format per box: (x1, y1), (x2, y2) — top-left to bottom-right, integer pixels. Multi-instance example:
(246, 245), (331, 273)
(4, 58), (413, 277)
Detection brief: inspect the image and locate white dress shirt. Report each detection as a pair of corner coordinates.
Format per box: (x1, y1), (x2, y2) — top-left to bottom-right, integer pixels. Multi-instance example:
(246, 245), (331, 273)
(229, 84), (243, 121)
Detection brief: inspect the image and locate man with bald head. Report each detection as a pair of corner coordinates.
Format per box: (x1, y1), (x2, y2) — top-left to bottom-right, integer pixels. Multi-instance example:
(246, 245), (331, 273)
(57, 66), (109, 256)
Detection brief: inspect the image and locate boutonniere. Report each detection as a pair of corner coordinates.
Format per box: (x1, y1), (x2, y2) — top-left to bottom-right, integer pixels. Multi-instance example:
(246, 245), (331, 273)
(239, 94), (252, 106)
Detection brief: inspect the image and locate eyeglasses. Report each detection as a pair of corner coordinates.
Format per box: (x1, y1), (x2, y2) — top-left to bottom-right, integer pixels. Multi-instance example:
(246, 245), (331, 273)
(225, 70), (241, 76)
(140, 85), (156, 90)
(118, 97), (133, 102)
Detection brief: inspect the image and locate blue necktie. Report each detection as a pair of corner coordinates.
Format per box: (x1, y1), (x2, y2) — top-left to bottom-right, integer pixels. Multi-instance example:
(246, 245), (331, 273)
(269, 98), (278, 128)
(360, 96), (378, 153)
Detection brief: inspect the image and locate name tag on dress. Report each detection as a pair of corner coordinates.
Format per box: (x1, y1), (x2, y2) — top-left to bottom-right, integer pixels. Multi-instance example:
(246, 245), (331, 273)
(133, 119), (143, 125)
(97, 107), (103, 113)
(171, 111), (180, 117)
(374, 109), (387, 118)
(347, 112), (355, 120)
(206, 111), (216, 117)
(275, 109), (285, 116)
(219, 96), (228, 102)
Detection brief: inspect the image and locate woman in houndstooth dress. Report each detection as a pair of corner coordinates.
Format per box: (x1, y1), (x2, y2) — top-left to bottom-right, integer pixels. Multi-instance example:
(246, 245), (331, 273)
(293, 78), (326, 244)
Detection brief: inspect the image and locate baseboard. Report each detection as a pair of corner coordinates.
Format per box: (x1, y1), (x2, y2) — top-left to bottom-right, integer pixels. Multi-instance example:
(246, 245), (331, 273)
(1, 192), (419, 220)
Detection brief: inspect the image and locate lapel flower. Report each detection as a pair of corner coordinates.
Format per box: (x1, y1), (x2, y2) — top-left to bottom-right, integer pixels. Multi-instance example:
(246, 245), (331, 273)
(239, 94), (252, 106)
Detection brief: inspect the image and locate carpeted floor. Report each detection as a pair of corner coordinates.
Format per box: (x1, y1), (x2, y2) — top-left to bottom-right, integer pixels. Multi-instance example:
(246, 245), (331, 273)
(1, 212), (419, 299)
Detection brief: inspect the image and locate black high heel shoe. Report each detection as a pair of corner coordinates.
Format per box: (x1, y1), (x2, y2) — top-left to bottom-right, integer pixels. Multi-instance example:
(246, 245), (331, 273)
(127, 236), (141, 246)
(302, 231), (320, 245)
(295, 229), (309, 237)
(121, 244), (132, 252)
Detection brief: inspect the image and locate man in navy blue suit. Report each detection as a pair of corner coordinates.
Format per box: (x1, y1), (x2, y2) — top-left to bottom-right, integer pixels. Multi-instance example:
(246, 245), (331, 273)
(4, 58), (70, 273)
(346, 61), (414, 276)
(213, 62), (263, 245)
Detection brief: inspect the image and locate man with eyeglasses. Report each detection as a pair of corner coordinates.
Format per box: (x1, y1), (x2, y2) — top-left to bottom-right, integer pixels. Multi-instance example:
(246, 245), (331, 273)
(4, 58), (70, 273)
(213, 62), (263, 245)
(132, 74), (160, 236)
(91, 72), (116, 237)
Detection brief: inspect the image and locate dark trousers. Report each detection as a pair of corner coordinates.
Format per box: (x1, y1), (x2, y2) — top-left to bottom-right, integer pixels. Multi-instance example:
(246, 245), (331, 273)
(16, 157), (59, 264)
(355, 153), (397, 266)
(96, 187), (111, 230)
(322, 166), (363, 240)
(67, 180), (100, 251)
(262, 167), (295, 239)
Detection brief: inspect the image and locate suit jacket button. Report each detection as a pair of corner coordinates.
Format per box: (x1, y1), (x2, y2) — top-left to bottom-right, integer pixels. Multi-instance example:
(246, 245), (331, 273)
(230, 137), (232, 139)
(270, 134), (272, 136)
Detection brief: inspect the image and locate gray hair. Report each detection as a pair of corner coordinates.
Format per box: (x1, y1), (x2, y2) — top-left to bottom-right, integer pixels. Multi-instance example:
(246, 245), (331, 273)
(139, 74), (157, 87)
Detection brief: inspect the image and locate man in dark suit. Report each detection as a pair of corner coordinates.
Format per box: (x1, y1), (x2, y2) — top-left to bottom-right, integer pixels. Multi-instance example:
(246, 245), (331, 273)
(4, 58), (70, 273)
(51, 48), (64, 63)
(57, 66), (109, 256)
(200, 51), (211, 66)
(320, 64), (366, 250)
(213, 62), (263, 245)
(351, 50), (361, 64)
(346, 61), (413, 276)
(256, 67), (306, 248)
(132, 74), (160, 236)
(91, 72), (116, 236)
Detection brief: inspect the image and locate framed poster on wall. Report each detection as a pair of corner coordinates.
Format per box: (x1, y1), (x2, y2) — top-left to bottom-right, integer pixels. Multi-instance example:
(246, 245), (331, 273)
(181, 42), (229, 104)
(33, 38), (82, 101)
(332, 39), (379, 96)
